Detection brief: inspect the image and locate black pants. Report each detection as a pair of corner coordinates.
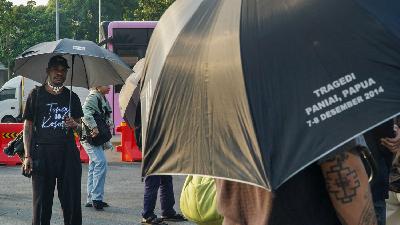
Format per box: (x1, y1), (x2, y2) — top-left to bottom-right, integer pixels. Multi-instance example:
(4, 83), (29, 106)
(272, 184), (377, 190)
(31, 143), (82, 225)
(142, 175), (176, 219)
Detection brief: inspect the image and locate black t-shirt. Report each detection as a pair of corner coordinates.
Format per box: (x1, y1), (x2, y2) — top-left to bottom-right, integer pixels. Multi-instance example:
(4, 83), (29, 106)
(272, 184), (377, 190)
(23, 86), (84, 144)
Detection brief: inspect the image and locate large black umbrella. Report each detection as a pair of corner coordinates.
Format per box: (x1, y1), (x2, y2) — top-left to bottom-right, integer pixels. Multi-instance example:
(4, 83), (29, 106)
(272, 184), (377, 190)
(139, 0), (400, 190)
(14, 38), (131, 88)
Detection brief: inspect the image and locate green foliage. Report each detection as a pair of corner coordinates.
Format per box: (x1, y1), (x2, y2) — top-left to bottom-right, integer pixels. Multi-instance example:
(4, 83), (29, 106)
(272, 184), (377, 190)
(0, 0), (15, 68)
(134, 0), (175, 21)
(0, 0), (139, 72)
(47, 0), (138, 41)
(0, 0), (53, 72)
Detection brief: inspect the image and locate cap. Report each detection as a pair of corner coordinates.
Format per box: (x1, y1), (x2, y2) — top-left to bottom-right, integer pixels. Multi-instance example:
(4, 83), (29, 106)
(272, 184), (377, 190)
(48, 55), (70, 69)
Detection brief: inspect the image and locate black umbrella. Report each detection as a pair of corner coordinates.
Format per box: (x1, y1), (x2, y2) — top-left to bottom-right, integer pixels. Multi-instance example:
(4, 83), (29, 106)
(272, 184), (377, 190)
(14, 38), (132, 116)
(14, 38), (131, 88)
(119, 58), (145, 128)
(139, 0), (400, 190)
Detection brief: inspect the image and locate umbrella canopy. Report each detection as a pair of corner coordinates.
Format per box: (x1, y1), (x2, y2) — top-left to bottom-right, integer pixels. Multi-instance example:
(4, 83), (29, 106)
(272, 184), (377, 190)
(14, 38), (132, 88)
(139, 0), (400, 190)
(119, 58), (145, 127)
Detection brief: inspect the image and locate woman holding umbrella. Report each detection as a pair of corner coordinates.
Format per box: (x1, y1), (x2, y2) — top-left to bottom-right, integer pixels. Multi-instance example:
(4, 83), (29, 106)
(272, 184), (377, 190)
(81, 85), (113, 211)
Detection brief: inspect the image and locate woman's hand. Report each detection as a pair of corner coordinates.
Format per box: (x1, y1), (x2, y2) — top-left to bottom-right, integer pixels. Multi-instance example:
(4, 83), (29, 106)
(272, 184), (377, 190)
(91, 127), (99, 137)
(107, 121), (114, 129)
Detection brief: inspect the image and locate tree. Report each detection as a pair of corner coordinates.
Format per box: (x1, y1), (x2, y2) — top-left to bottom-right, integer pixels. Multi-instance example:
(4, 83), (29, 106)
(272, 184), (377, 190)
(0, 0), (14, 71)
(0, 0), (53, 74)
(0, 0), (141, 72)
(134, 0), (175, 21)
(11, 3), (54, 54)
(47, 0), (139, 42)
(102, 0), (138, 21)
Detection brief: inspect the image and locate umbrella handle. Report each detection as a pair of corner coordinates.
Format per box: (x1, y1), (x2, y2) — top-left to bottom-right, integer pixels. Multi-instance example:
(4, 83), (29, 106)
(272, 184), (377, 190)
(356, 146), (377, 183)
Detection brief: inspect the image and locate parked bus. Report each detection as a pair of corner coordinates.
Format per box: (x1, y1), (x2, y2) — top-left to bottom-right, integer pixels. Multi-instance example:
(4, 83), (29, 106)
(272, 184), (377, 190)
(100, 21), (157, 132)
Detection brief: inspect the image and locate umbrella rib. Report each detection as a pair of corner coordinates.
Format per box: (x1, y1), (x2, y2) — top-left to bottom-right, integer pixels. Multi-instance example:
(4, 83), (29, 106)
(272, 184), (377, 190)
(13, 56), (36, 75)
(81, 55), (90, 89)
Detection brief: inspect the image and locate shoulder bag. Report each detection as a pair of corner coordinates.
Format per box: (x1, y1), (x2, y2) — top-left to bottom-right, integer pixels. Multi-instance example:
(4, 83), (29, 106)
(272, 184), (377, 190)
(83, 96), (112, 146)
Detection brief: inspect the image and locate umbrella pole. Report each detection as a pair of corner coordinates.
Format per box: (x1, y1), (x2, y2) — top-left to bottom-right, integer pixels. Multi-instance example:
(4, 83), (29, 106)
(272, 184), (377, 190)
(69, 54), (75, 117)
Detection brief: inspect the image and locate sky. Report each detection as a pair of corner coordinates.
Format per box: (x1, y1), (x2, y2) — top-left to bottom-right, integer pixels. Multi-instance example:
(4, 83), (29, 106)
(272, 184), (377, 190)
(9, 0), (48, 6)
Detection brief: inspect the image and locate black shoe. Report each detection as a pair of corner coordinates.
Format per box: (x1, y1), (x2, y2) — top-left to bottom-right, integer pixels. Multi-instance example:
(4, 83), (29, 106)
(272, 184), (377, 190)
(86, 201), (108, 208)
(92, 200), (104, 211)
(161, 213), (187, 222)
(101, 201), (109, 207)
(141, 215), (168, 225)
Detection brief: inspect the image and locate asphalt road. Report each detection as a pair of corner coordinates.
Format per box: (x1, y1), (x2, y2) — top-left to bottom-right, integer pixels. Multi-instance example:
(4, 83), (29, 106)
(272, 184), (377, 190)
(0, 150), (194, 225)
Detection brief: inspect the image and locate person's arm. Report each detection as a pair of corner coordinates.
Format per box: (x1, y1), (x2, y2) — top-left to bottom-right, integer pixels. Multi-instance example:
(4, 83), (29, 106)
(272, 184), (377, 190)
(381, 124), (400, 153)
(82, 93), (100, 137)
(23, 120), (33, 173)
(74, 118), (82, 132)
(82, 93), (99, 128)
(65, 117), (82, 132)
(22, 89), (35, 173)
(320, 150), (377, 225)
(65, 93), (85, 135)
(104, 97), (113, 128)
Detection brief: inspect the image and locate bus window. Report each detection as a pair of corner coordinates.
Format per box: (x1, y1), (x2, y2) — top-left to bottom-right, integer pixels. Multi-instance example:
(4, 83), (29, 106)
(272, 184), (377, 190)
(147, 29), (154, 41)
(113, 28), (149, 45)
(112, 28), (154, 67)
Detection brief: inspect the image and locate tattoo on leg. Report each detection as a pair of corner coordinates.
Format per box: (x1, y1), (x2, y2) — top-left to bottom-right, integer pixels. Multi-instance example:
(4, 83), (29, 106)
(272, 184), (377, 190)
(324, 152), (361, 204)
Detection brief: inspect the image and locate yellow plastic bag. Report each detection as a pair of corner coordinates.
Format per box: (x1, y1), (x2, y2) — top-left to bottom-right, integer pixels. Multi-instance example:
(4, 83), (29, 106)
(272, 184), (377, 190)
(180, 176), (223, 225)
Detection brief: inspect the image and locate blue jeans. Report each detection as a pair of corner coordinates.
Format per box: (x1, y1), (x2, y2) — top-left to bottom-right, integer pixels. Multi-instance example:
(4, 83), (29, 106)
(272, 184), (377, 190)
(81, 141), (107, 202)
(142, 175), (176, 219)
(374, 199), (386, 225)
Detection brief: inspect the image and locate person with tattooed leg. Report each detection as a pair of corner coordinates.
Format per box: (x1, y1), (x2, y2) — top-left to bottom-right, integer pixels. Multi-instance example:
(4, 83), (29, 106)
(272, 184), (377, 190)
(22, 55), (84, 225)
